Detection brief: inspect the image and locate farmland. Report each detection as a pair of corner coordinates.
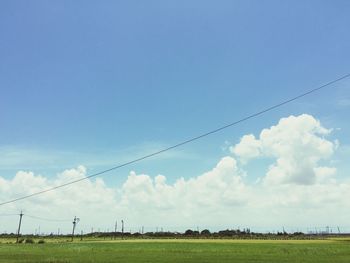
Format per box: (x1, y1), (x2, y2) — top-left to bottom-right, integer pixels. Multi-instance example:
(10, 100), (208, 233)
(0, 238), (349, 263)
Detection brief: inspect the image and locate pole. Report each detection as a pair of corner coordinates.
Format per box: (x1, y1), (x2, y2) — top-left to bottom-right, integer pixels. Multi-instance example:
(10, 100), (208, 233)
(16, 211), (23, 243)
(114, 220), (117, 240)
(71, 216), (79, 241)
(121, 220), (124, 240)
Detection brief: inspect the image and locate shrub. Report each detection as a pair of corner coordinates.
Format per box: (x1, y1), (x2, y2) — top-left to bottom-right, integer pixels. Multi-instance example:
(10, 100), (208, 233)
(25, 238), (35, 244)
(201, 229), (211, 235)
(38, 240), (45, 244)
(184, 229), (194, 236)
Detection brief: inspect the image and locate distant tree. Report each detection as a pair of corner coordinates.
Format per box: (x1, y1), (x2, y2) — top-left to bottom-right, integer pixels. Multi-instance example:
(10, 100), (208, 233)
(218, 229), (235, 237)
(200, 229), (211, 235)
(293, 232), (304, 236)
(184, 229), (194, 236)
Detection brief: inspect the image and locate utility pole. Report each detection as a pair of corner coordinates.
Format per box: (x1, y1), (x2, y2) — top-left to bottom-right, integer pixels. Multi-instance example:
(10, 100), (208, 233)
(121, 220), (124, 240)
(114, 220), (117, 240)
(16, 211), (23, 243)
(71, 216), (80, 241)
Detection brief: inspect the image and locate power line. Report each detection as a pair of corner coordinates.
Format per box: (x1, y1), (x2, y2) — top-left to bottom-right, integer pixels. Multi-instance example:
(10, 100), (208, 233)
(0, 213), (19, 217)
(0, 73), (349, 207)
(24, 214), (71, 222)
(0, 213), (70, 221)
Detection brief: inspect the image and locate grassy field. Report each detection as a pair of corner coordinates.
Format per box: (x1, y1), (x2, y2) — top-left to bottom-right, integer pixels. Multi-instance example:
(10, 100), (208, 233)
(0, 238), (349, 263)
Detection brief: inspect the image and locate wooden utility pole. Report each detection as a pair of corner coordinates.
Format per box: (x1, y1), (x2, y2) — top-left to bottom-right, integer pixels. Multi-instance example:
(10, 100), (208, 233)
(16, 211), (23, 243)
(121, 220), (124, 240)
(114, 220), (117, 240)
(71, 216), (80, 241)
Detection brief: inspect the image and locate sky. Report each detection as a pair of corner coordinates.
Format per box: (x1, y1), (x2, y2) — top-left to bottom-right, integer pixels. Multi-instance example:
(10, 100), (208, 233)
(0, 1), (350, 234)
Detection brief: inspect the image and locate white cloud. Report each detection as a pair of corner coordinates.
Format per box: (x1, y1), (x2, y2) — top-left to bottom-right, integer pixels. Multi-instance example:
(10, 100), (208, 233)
(0, 158), (249, 233)
(230, 134), (261, 162)
(0, 114), (349, 233)
(232, 114), (336, 185)
(0, 166), (118, 234)
(120, 156), (248, 212)
(314, 166), (337, 183)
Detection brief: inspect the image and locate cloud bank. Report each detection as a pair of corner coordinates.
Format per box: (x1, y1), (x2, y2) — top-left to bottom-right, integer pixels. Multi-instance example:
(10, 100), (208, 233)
(0, 114), (349, 234)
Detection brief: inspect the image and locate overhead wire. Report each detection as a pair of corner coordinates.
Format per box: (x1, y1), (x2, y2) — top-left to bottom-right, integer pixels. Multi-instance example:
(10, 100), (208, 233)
(0, 213), (19, 217)
(0, 73), (349, 207)
(24, 214), (71, 222)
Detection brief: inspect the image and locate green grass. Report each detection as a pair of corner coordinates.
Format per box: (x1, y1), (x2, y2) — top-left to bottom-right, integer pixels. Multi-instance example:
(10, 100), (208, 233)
(0, 239), (349, 263)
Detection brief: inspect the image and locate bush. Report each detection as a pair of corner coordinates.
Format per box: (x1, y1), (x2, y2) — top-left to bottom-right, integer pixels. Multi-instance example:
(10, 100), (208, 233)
(184, 229), (194, 236)
(25, 238), (35, 244)
(201, 229), (211, 235)
(18, 238), (25, 243)
(38, 240), (45, 244)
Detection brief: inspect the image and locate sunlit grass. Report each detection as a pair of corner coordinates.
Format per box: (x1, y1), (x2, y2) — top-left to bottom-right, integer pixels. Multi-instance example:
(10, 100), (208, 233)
(0, 238), (349, 263)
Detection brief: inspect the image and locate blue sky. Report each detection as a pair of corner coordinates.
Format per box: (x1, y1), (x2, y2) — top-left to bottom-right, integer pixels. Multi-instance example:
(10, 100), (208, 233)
(1, 1), (350, 232)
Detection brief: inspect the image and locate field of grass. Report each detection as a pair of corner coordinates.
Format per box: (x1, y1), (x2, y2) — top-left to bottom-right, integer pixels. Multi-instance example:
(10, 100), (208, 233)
(0, 238), (349, 263)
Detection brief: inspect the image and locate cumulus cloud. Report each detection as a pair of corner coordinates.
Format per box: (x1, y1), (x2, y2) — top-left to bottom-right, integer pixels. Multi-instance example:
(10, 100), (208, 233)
(231, 134), (261, 162)
(120, 156), (248, 213)
(0, 166), (118, 234)
(231, 114), (336, 185)
(0, 114), (349, 233)
(0, 158), (249, 233)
